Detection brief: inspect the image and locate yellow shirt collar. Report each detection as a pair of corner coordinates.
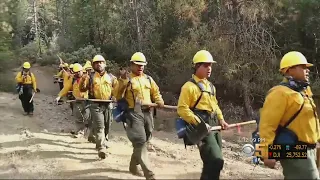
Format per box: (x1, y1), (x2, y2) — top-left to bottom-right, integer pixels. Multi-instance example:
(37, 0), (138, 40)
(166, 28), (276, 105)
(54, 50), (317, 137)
(192, 74), (207, 83)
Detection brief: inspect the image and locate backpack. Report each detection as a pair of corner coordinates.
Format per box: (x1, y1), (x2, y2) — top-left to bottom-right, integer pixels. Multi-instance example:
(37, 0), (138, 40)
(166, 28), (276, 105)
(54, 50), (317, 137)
(113, 74), (152, 123)
(175, 78), (216, 147)
(251, 82), (305, 164)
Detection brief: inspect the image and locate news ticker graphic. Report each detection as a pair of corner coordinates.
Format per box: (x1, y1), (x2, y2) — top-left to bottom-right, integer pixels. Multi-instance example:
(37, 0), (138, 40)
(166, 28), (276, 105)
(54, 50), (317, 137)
(241, 144), (308, 159)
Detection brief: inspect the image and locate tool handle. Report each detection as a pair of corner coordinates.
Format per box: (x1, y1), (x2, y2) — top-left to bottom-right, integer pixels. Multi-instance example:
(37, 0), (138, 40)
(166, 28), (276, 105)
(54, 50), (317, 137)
(29, 92), (36, 103)
(66, 98), (114, 103)
(209, 120), (256, 131)
(142, 103), (177, 110)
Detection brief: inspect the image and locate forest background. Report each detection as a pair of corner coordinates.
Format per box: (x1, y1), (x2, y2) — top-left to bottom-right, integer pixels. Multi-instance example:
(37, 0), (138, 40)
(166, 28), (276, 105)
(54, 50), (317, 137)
(1, 0), (320, 122)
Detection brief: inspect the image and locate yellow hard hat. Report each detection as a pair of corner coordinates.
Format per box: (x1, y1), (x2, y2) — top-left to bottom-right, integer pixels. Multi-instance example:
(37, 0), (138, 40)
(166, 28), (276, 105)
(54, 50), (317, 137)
(83, 63), (92, 70)
(73, 63), (83, 73)
(130, 52), (147, 65)
(59, 63), (68, 68)
(280, 51), (313, 73)
(23, 62), (31, 69)
(69, 64), (74, 69)
(92, 55), (106, 63)
(193, 50), (216, 64)
(85, 60), (91, 66)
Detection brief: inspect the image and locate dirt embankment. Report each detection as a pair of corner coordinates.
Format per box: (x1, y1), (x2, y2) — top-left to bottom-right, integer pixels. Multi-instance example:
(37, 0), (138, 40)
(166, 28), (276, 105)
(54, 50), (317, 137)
(0, 66), (282, 179)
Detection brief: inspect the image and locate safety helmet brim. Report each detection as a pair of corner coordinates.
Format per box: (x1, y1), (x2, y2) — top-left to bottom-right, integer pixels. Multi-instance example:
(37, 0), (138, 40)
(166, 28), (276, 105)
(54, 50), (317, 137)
(194, 61), (217, 64)
(306, 63), (314, 67)
(131, 61), (147, 66)
(279, 62), (313, 73)
(92, 60), (105, 63)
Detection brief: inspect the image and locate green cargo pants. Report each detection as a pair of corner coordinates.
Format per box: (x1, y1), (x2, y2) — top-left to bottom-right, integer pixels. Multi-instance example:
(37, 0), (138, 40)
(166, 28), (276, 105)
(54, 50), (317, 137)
(72, 101), (90, 134)
(280, 148), (319, 179)
(89, 103), (112, 151)
(194, 110), (224, 180)
(19, 84), (34, 114)
(125, 109), (154, 179)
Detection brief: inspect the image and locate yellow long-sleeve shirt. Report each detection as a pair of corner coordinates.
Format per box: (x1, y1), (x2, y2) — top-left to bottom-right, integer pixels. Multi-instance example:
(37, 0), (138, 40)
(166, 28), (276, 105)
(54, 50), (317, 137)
(177, 75), (224, 124)
(259, 82), (320, 151)
(15, 71), (37, 90)
(58, 76), (88, 98)
(56, 70), (64, 78)
(116, 72), (164, 108)
(79, 72), (118, 100)
(62, 71), (72, 86)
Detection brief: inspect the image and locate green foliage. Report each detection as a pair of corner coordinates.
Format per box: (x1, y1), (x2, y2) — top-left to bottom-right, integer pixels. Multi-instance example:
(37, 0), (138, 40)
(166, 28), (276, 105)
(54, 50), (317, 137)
(59, 45), (102, 64)
(3, 0), (320, 119)
(0, 71), (15, 93)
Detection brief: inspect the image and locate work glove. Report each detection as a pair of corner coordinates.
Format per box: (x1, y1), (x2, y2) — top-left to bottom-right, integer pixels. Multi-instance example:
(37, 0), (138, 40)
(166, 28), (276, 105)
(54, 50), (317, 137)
(19, 89), (23, 95)
(156, 101), (164, 108)
(55, 97), (61, 104)
(219, 119), (229, 130)
(111, 96), (116, 102)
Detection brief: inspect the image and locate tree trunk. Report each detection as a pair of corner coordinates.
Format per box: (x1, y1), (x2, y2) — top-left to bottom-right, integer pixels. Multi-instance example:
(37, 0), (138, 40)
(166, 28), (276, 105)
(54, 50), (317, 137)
(242, 81), (253, 120)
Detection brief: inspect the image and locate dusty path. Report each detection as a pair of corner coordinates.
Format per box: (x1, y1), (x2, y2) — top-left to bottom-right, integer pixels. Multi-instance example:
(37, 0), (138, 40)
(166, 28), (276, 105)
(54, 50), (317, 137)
(0, 66), (283, 179)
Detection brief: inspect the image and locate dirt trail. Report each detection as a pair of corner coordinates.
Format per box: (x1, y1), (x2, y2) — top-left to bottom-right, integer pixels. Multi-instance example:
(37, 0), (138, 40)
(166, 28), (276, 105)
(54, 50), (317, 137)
(0, 66), (283, 179)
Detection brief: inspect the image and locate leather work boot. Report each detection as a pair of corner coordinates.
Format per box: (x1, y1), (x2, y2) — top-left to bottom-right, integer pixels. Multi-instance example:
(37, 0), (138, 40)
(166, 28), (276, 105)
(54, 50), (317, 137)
(145, 172), (156, 180)
(73, 130), (84, 138)
(95, 141), (109, 150)
(129, 165), (143, 177)
(88, 136), (96, 143)
(98, 149), (107, 159)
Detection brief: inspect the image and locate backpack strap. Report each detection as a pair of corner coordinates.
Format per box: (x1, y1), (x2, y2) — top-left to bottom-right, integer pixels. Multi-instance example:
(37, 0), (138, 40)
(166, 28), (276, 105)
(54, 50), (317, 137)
(72, 77), (76, 85)
(145, 74), (152, 86)
(108, 73), (114, 85)
(21, 70), (33, 85)
(88, 72), (95, 99)
(278, 82), (305, 128)
(188, 78), (215, 110)
(121, 74), (153, 105)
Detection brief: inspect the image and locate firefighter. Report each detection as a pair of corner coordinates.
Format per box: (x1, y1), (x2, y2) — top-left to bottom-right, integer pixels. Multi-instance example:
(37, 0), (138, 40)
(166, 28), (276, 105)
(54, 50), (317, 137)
(259, 51), (320, 179)
(55, 63), (69, 91)
(55, 63), (90, 138)
(15, 62), (38, 116)
(83, 60), (94, 74)
(177, 50), (229, 180)
(83, 60), (95, 143)
(116, 52), (164, 180)
(79, 55), (118, 159)
(63, 64), (74, 113)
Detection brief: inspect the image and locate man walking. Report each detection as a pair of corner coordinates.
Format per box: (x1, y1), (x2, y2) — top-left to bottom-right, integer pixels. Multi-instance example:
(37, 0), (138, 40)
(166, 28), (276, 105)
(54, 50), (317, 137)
(116, 52), (164, 180)
(79, 55), (118, 159)
(15, 62), (38, 116)
(177, 50), (229, 180)
(259, 51), (320, 179)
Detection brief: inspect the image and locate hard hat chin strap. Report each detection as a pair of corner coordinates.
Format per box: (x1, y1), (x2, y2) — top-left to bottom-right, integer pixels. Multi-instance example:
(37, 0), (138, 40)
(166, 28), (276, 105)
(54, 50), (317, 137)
(285, 76), (309, 92)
